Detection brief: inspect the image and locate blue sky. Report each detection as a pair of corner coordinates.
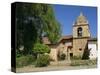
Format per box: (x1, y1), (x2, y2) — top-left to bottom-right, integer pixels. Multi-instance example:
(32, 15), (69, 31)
(53, 5), (97, 37)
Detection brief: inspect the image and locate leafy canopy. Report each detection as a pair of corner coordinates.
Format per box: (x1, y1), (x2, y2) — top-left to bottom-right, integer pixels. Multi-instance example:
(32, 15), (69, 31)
(16, 3), (61, 55)
(33, 43), (50, 54)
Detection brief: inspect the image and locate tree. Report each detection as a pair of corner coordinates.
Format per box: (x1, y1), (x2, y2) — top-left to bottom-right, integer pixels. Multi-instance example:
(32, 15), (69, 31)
(16, 3), (38, 55)
(32, 43), (50, 67)
(16, 3), (61, 55)
(32, 43), (50, 55)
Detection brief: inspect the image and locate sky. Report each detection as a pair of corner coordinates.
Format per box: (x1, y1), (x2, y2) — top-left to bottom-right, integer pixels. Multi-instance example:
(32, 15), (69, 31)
(53, 4), (97, 37)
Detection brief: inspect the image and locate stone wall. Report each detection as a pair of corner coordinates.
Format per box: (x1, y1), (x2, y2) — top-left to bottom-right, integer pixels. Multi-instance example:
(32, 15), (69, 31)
(73, 38), (88, 58)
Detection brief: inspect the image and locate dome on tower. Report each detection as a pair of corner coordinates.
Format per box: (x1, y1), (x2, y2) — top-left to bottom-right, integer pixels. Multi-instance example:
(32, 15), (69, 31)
(74, 12), (88, 25)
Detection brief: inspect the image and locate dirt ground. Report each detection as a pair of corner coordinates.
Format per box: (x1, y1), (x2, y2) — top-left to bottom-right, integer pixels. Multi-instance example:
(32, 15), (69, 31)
(16, 60), (97, 73)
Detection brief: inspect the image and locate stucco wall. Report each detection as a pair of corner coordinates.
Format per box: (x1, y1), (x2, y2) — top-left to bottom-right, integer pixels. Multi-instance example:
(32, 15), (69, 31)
(88, 41), (97, 59)
(50, 48), (58, 61)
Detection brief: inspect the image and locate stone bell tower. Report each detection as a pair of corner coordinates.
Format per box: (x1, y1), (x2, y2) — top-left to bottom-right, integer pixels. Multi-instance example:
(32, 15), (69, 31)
(73, 12), (91, 58)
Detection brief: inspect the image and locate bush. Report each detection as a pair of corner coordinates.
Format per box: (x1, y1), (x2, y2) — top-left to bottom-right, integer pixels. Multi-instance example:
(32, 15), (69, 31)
(35, 54), (50, 67)
(16, 50), (23, 58)
(72, 56), (82, 60)
(60, 54), (66, 60)
(16, 55), (36, 68)
(70, 59), (97, 66)
(33, 43), (50, 54)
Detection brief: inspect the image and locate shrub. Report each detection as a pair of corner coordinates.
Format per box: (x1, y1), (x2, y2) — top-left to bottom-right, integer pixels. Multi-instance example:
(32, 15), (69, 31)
(72, 56), (82, 60)
(16, 55), (36, 68)
(60, 53), (66, 60)
(33, 43), (50, 54)
(70, 59), (97, 66)
(16, 50), (23, 58)
(35, 54), (50, 67)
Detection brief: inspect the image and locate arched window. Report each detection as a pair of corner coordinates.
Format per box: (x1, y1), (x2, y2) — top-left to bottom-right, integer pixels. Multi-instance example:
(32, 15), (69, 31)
(77, 27), (82, 37)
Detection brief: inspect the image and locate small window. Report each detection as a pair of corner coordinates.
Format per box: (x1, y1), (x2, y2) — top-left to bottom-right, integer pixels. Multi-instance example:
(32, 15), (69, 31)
(79, 48), (82, 51)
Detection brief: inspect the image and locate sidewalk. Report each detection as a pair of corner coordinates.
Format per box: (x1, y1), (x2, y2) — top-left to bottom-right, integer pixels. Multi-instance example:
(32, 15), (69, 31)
(16, 62), (97, 73)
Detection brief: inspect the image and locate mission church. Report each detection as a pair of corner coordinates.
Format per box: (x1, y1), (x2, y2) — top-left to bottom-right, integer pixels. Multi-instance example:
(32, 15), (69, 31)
(42, 12), (97, 61)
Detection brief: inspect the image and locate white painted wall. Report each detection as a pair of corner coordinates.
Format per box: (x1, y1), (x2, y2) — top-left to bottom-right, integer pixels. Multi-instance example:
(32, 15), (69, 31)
(88, 42), (97, 59)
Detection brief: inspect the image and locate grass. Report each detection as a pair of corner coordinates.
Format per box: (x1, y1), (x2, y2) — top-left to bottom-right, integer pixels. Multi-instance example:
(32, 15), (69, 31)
(16, 55), (36, 68)
(16, 54), (50, 68)
(70, 59), (97, 66)
(16, 54), (97, 68)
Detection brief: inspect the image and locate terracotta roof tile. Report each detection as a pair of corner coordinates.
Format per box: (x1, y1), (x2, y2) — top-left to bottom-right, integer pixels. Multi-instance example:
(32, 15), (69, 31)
(58, 35), (72, 43)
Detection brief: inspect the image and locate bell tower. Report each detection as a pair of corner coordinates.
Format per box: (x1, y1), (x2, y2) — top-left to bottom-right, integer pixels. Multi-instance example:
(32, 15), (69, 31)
(73, 12), (91, 58)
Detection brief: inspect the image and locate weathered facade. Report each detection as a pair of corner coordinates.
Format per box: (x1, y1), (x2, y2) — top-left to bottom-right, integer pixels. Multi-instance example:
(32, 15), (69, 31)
(73, 12), (91, 58)
(42, 12), (97, 61)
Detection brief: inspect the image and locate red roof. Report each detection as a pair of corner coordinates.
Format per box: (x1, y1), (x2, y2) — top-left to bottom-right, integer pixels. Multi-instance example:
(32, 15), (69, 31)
(58, 35), (72, 43)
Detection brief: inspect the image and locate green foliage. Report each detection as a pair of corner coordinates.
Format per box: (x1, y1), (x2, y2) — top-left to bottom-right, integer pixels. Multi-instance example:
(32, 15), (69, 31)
(81, 43), (90, 60)
(60, 54), (66, 60)
(35, 54), (50, 67)
(72, 56), (82, 60)
(70, 59), (97, 66)
(61, 54), (66, 60)
(82, 47), (90, 60)
(16, 3), (38, 55)
(16, 50), (22, 58)
(16, 55), (36, 68)
(41, 5), (61, 43)
(33, 43), (50, 54)
(16, 3), (61, 55)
